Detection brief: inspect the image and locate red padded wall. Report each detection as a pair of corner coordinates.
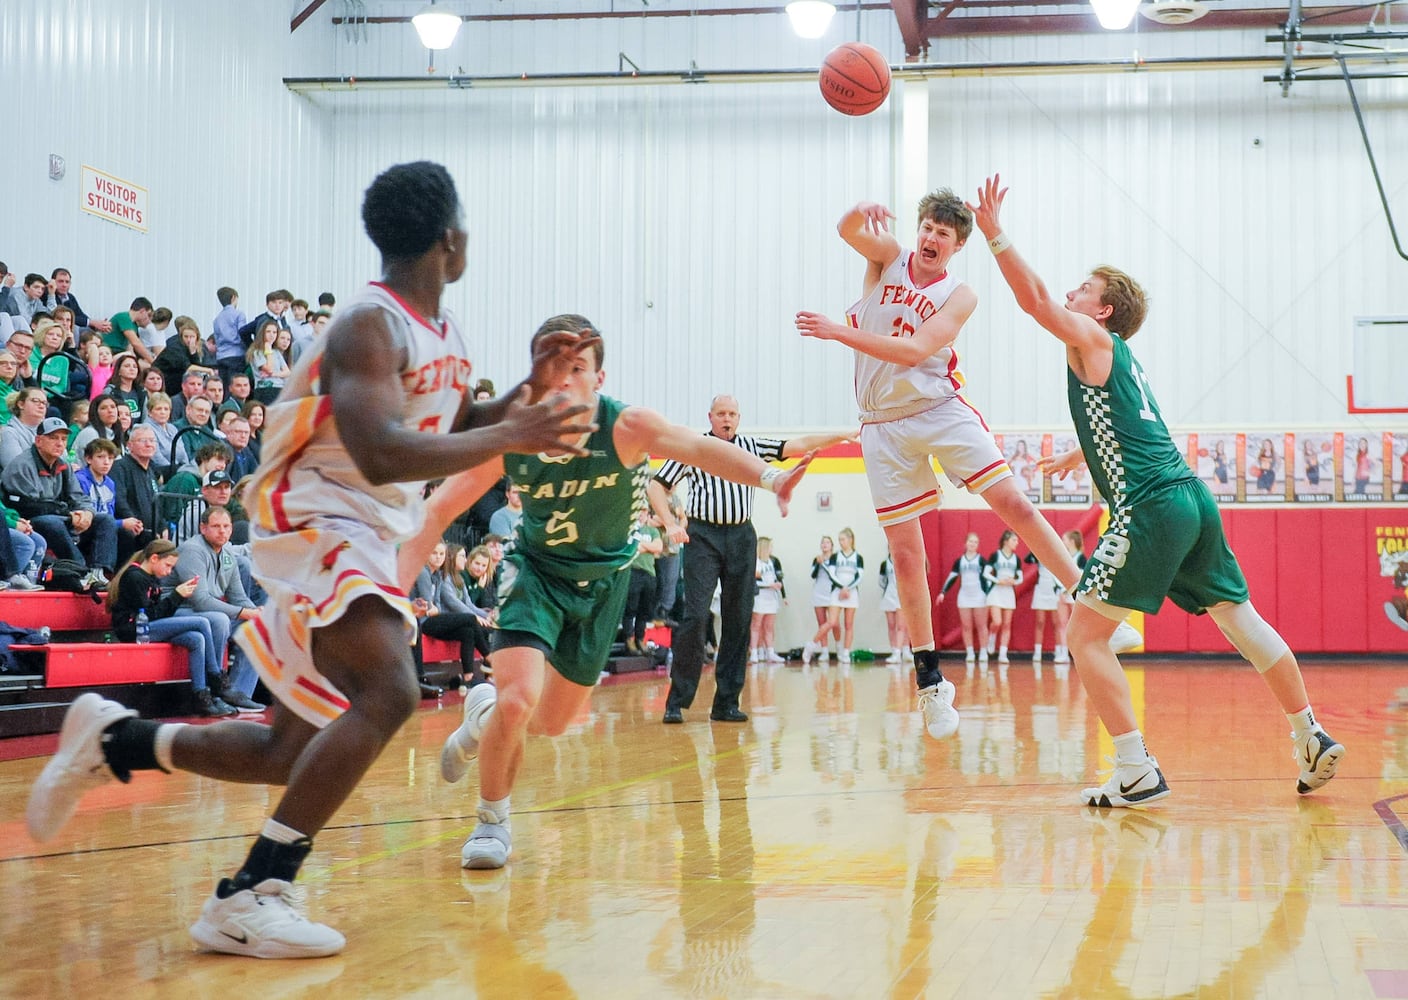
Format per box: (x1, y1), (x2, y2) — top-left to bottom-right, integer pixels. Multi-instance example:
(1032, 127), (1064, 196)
(931, 505), (1408, 655)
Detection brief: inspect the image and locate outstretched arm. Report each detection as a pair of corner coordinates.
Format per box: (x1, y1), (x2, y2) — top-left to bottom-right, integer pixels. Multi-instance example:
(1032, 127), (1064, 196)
(323, 306), (598, 487)
(395, 458), (506, 592)
(837, 201), (903, 270)
(796, 284), (977, 368)
(781, 430), (854, 458)
(966, 175), (1111, 354)
(616, 406), (813, 517)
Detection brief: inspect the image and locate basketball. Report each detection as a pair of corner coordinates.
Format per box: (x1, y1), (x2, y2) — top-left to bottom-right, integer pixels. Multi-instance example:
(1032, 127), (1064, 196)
(818, 42), (891, 116)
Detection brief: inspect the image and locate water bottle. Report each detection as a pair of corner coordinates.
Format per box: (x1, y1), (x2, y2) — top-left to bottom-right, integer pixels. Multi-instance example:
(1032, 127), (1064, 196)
(135, 610), (150, 644)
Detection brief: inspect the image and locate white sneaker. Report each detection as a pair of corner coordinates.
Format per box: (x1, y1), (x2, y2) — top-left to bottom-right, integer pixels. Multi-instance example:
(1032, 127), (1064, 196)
(964, 650), (976, 664)
(917, 680), (960, 740)
(801, 641), (820, 665)
(440, 684), (498, 784)
(189, 878), (345, 958)
(765, 648), (785, 663)
(461, 807), (512, 870)
(997, 649), (1010, 664)
(749, 648), (760, 663)
(978, 649), (989, 664)
(838, 649), (851, 664)
(1054, 646), (1070, 664)
(1293, 729), (1345, 794)
(1031, 646), (1042, 663)
(901, 648), (913, 662)
(6, 573), (42, 591)
(26, 693), (137, 841)
(1110, 621), (1143, 655)
(1080, 755), (1170, 808)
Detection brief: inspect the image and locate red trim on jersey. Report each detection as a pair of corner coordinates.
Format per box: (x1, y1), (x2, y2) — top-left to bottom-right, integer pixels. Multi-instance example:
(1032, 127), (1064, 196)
(269, 396), (334, 532)
(369, 281), (447, 339)
(905, 253), (948, 290)
(962, 459), (1006, 487)
(313, 569), (408, 615)
(945, 347), (961, 391)
(876, 489), (938, 514)
(295, 674), (352, 711)
(955, 394), (991, 431)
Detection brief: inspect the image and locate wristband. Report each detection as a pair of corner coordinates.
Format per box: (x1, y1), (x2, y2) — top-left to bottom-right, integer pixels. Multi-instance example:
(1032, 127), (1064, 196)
(988, 232), (1012, 255)
(759, 466), (784, 493)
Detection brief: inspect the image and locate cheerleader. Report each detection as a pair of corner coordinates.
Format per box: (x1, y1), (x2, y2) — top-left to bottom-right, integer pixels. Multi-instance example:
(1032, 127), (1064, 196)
(1052, 529), (1085, 664)
(806, 536), (841, 661)
(936, 531), (990, 665)
(803, 528), (863, 664)
(750, 536), (786, 664)
(1024, 549), (1064, 664)
(983, 530), (1023, 664)
(878, 547), (909, 663)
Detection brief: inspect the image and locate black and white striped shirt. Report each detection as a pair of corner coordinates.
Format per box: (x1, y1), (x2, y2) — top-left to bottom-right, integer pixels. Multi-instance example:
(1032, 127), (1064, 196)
(655, 432), (785, 526)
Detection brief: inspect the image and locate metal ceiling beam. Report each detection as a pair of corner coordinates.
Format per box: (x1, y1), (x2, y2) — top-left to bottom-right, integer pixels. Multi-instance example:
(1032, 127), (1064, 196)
(330, 3), (892, 25)
(926, 6), (1390, 36)
(291, 0), (332, 33)
(890, 0), (929, 60)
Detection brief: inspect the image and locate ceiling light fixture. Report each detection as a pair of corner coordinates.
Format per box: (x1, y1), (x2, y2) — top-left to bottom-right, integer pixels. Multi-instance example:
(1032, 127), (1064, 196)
(1090, 0), (1141, 29)
(786, 1), (837, 39)
(412, 1), (462, 50)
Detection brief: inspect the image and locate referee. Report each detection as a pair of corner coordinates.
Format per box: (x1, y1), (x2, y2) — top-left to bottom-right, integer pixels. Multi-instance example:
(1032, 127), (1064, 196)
(649, 395), (847, 724)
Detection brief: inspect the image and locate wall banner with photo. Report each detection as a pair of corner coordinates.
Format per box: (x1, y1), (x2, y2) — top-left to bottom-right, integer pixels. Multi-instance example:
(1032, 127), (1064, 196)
(993, 432), (1047, 504)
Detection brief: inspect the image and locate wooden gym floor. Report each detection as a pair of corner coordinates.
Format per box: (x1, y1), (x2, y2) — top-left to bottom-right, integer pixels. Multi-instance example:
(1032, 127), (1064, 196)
(2, 657), (1406, 999)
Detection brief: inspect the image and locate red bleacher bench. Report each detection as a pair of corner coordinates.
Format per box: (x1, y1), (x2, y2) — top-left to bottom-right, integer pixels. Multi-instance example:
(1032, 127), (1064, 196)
(0, 591), (109, 631)
(11, 642), (188, 687)
(422, 636), (461, 664)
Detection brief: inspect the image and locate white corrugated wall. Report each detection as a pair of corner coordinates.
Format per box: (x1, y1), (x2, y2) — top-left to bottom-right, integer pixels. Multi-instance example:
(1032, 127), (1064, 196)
(4, 2), (1404, 432)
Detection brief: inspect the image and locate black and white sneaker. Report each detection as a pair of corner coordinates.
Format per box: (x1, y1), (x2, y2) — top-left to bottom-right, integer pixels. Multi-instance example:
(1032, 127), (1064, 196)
(1081, 755), (1170, 808)
(1293, 729), (1345, 794)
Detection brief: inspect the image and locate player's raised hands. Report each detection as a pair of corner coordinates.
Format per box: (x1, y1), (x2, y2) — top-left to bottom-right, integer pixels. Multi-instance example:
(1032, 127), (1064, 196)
(772, 451), (816, 517)
(499, 386), (598, 457)
(528, 329), (603, 399)
(1037, 447), (1086, 482)
(795, 311), (847, 342)
(965, 174), (1008, 240)
(856, 202), (896, 235)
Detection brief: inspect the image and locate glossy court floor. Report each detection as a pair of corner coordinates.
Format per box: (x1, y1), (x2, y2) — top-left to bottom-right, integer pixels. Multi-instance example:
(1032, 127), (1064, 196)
(2, 657), (1406, 999)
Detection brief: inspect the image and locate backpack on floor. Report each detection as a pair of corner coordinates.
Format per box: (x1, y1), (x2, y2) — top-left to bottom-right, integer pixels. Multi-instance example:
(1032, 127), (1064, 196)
(45, 559), (93, 594)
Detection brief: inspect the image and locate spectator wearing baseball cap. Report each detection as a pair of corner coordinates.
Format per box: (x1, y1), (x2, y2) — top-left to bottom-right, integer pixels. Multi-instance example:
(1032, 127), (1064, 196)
(1, 415), (117, 587)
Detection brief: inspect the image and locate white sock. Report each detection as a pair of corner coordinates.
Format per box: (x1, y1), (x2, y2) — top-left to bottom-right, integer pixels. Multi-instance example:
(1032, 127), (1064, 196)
(153, 722), (187, 773)
(479, 795), (511, 824)
(1113, 730), (1150, 764)
(1032, 644), (1042, 657)
(261, 817), (307, 845)
(965, 646), (975, 657)
(1287, 705), (1320, 736)
(912, 642), (934, 653)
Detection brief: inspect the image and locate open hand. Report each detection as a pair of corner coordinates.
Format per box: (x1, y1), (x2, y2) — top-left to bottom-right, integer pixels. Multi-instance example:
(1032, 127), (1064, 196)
(858, 201), (895, 234)
(500, 386), (598, 457)
(529, 330), (602, 399)
(964, 174), (1008, 241)
(795, 311), (846, 342)
(1037, 448), (1086, 482)
(773, 451), (816, 517)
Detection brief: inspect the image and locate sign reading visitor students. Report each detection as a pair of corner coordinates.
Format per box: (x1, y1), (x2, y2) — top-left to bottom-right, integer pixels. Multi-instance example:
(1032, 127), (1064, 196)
(80, 165), (148, 233)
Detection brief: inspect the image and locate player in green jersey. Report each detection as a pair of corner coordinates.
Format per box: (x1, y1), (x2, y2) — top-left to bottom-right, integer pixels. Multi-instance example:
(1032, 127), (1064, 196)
(398, 314), (815, 868)
(968, 174), (1344, 808)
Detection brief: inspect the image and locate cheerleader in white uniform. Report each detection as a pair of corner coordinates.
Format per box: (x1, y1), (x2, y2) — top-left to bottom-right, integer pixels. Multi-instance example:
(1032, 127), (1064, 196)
(1052, 529), (1085, 665)
(806, 536), (841, 662)
(877, 548), (909, 663)
(803, 528), (863, 663)
(936, 531), (990, 664)
(983, 530), (1022, 664)
(1024, 549), (1064, 663)
(750, 536), (786, 663)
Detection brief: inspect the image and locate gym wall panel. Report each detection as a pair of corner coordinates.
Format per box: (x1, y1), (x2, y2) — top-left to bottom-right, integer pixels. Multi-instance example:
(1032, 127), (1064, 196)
(0, 0), (334, 331)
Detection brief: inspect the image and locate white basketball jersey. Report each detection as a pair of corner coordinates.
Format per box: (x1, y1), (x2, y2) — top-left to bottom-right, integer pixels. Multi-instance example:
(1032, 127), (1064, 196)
(248, 282), (474, 543)
(847, 251), (965, 420)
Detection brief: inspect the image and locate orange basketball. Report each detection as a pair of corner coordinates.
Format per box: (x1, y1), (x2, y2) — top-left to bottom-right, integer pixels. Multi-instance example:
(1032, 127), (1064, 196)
(818, 42), (891, 116)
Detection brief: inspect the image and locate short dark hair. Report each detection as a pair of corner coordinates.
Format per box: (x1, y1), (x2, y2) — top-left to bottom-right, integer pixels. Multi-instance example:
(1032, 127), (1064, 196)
(317, 292), (335, 307)
(531, 314), (604, 370)
(361, 161), (461, 260)
(130, 296), (154, 312)
(291, 298), (308, 310)
(152, 306), (173, 325)
(194, 442), (233, 465)
(217, 286), (238, 307)
(200, 504), (231, 526)
(84, 438), (120, 459)
(267, 289), (292, 304)
(0, 262), (8, 277)
(51, 268), (71, 280)
(23, 273), (45, 288)
(916, 188), (973, 243)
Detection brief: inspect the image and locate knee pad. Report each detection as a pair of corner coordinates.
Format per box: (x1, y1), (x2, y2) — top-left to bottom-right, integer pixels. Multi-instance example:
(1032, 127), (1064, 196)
(1207, 602), (1289, 673)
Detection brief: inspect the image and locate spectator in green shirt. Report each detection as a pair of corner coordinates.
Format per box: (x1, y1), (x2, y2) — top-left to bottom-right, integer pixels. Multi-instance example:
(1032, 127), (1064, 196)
(105, 296), (155, 364)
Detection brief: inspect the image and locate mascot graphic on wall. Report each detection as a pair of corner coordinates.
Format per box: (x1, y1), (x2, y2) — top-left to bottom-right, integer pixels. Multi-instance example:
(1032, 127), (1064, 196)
(1379, 526), (1408, 632)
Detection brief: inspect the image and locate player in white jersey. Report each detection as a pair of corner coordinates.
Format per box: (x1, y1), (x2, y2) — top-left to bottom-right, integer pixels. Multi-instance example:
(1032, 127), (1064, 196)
(796, 190), (1135, 741)
(26, 162), (598, 958)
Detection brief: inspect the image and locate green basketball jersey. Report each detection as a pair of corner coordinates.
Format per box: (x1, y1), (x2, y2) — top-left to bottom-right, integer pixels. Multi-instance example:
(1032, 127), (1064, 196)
(506, 394), (650, 581)
(1067, 333), (1196, 510)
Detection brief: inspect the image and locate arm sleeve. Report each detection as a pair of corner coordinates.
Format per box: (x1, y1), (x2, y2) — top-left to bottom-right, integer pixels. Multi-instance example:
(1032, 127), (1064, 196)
(1023, 551), (1038, 565)
(851, 554), (864, 588)
(940, 557), (961, 595)
(981, 557), (997, 585)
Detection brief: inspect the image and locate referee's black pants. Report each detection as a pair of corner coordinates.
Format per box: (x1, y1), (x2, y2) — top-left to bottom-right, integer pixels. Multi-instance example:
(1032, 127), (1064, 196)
(668, 519), (756, 714)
